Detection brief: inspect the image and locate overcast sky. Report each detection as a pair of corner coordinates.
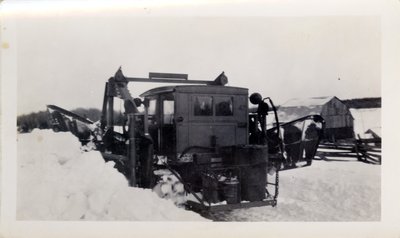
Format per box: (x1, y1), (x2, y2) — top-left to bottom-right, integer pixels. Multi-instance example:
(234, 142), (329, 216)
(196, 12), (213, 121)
(16, 16), (380, 115)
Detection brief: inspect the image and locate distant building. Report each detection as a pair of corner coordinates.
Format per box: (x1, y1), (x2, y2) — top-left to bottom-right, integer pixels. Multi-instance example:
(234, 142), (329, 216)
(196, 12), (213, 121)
(277, 96), (354, 142)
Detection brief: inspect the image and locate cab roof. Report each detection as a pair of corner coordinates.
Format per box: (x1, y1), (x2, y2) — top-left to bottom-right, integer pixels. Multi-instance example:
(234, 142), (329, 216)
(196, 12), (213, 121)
(140, 85), (248, 97)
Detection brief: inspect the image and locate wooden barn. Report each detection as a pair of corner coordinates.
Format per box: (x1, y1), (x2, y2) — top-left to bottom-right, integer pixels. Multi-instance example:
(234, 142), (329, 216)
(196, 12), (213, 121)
(277, 96), (354, 141)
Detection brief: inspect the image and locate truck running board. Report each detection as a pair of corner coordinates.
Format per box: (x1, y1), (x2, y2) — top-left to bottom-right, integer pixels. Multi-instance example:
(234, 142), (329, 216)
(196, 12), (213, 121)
(187, 198), (277, 212)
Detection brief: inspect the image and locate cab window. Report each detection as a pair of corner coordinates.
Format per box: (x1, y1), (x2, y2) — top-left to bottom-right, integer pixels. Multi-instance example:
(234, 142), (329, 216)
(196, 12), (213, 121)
(215, 96), (233, 116)
(148, 99), (157, 115)
(147, 98), (157, 126)
(163, 100), (174, 124)
(194, 96), (213, 116)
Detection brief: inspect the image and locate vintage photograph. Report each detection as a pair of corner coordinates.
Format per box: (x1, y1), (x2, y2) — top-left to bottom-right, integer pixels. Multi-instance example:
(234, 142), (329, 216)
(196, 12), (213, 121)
(4, 4), (396, 236)
(12, 14), (381, 222)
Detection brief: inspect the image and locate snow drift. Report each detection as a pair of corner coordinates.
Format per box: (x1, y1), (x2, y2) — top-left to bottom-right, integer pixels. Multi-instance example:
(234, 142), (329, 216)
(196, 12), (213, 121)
(17, 129), (206, 221)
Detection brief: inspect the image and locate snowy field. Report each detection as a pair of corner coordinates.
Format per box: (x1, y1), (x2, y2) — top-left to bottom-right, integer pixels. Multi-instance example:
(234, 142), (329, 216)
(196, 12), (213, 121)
(208, 160), (380, 221)
(17, 128), (380, 221)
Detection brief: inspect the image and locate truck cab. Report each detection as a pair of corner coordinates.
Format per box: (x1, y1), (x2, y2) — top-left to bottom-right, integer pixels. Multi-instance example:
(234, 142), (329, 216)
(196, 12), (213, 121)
(140, 85), (249, 160)
(47, 69), (326, 211)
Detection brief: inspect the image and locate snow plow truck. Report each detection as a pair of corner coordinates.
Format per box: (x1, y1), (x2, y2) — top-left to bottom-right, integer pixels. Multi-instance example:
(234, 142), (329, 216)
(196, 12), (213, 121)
(47, 68), (324, 212)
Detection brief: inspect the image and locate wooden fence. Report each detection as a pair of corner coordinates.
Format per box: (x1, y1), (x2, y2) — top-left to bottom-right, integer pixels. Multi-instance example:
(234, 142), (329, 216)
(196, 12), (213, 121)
(354, 137), (381, 164)
(316, 138), (381, 164)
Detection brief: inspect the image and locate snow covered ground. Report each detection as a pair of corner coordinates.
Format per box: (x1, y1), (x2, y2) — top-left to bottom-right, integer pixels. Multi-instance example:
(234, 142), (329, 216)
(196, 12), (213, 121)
(17, 129), (380, 221)
(17, 129), (206, 221)
(208, 160), (380, 221)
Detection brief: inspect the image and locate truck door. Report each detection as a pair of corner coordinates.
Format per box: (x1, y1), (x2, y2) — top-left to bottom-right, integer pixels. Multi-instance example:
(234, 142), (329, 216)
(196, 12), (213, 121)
(147, 97), (159, 152)
(160, 94), (175, 155)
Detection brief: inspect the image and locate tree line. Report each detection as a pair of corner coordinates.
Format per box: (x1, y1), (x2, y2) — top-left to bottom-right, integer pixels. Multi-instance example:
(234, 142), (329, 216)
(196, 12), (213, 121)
(342, 97), (381, 109)
(17, 108), (125, 133)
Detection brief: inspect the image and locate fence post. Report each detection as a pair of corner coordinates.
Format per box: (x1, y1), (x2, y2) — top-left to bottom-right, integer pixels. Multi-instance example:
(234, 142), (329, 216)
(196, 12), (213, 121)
(354, 138), (361, 161)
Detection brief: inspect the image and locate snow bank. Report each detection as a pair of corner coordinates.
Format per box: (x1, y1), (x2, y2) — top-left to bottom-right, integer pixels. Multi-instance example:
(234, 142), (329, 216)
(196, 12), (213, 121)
(17, 129), (206, 221)
(210, 160), (380, 221)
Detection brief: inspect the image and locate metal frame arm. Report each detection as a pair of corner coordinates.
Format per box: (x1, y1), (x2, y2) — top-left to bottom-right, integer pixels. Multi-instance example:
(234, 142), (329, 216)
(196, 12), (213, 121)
(114, 68), (228, 86)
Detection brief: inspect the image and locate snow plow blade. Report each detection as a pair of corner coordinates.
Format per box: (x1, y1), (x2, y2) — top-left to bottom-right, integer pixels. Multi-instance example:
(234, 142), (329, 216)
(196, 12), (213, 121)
(47, 105), (94, 124)
(46, 105), (95, 144)
(267, 115), (325, 171)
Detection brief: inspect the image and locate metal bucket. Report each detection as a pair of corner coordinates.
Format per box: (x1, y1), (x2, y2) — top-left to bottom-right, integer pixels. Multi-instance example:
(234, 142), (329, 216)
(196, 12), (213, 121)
(222, 180), (241, 204)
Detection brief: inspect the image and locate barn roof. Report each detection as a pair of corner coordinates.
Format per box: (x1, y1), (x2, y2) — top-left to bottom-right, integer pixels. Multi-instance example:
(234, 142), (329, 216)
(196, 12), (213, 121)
(277, 96), (345, 123)
(281, 96), (335, 107)
(277, 105), (324, 123)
